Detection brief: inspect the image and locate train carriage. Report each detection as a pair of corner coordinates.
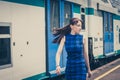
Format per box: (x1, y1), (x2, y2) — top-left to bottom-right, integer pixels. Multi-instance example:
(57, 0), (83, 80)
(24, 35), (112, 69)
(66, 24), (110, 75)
(0, 0), (120, 80)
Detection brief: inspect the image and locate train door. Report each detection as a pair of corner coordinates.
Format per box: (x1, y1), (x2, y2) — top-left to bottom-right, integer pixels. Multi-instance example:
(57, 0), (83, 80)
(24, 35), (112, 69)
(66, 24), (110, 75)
(46, 0), (72, 76)
(46, 0), (59, 75)
(103, 12), (114, 55)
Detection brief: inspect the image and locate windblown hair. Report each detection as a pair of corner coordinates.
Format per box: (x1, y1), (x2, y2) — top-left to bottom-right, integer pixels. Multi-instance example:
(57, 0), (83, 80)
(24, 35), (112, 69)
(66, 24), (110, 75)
(53, 18), (83, 43)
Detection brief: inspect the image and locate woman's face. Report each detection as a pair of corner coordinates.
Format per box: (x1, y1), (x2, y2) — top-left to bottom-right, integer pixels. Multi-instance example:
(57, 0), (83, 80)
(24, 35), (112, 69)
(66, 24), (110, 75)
(71, 21), (82, 34)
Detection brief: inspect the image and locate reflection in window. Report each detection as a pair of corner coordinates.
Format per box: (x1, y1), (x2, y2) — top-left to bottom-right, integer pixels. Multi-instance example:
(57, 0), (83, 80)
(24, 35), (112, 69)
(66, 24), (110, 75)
(64, 2), (71, 26)
(50, 0), (59, 32)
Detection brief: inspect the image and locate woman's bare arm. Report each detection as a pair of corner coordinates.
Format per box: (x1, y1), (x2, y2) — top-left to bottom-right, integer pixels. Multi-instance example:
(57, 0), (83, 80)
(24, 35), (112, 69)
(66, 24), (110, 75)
(83, 38), (92, 78)
(56, 36), (65, 74)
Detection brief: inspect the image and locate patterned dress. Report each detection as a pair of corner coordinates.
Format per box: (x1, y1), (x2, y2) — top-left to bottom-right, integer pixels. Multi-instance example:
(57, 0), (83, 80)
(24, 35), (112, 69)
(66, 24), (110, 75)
(65, 33), (87, 80)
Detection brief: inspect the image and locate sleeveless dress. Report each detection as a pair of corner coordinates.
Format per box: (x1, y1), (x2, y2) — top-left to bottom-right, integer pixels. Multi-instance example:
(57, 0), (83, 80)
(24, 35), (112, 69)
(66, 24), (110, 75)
(65, 33), (87, 80)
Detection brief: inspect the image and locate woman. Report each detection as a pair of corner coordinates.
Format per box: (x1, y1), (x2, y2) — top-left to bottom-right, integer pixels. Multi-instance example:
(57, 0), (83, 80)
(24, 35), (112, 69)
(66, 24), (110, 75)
(53, 18), (92, 80)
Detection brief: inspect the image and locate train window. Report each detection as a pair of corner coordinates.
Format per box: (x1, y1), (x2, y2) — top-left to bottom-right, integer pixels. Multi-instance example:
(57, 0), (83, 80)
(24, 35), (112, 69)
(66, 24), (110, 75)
(0, 23), (12, 69)
(50, 0), (59, 32)
(0, 38), (11, 67)
(81, 14), (85, 30)
(81, 8), (85, 13)
(0, 26), (10, 34)
(64, 2), (72, 26)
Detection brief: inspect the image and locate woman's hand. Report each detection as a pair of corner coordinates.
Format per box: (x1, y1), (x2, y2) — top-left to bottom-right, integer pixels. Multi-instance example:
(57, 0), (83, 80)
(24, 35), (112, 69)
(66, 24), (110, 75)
(88, 70), (92, 78)
(56, 66), (61, 75)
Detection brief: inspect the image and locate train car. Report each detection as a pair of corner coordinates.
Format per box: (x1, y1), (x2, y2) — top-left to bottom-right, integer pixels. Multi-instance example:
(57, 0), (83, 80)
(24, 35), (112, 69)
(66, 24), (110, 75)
(88, 0), (120, 64)
(0, 0), (120, 80)
(0, 0), (46, 80)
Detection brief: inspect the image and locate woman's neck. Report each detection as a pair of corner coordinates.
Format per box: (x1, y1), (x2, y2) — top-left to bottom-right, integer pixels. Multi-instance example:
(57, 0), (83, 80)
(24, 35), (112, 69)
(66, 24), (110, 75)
(70, 30), (76, 35)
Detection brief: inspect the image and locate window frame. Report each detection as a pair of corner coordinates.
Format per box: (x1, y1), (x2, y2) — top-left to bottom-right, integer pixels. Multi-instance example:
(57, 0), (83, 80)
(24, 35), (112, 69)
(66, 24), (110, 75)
(0, 22), (12, 70)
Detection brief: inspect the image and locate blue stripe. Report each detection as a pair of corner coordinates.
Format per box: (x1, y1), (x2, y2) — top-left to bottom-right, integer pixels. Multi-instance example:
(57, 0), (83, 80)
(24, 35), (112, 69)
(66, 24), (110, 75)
(73, 4), (80, 13)
(85, 8), (94, 15)
(22, 72), (49, 80)
(3, 0), (44, 7)
(113, 14), (120, 20)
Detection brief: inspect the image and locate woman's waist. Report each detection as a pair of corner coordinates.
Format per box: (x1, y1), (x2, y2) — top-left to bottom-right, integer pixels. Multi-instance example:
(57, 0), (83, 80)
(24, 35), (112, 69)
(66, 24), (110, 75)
(67, 52), (83, 57)
(67, 55), (85, 61)
(67, 59), (85, 64)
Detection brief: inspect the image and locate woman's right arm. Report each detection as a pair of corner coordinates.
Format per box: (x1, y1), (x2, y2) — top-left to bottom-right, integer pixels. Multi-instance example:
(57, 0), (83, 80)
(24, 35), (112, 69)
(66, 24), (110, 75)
(56, 36), (65, 75)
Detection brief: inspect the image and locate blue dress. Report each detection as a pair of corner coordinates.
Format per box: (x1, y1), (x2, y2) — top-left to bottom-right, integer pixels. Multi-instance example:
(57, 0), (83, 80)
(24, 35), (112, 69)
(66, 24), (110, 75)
(65, 34), (87, 80)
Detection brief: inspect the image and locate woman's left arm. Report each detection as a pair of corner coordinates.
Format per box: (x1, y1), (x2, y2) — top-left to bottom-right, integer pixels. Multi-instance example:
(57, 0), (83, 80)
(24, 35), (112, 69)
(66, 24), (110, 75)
(83, 38), (92, 78)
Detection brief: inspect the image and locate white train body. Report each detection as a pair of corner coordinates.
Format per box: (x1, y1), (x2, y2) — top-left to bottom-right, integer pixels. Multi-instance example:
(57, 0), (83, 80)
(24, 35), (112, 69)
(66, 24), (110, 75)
(0, 1), (46, 80)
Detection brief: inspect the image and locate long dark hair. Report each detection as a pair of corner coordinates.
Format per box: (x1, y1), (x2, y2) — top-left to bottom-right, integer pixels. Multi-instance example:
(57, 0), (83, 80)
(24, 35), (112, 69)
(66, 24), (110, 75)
(53, 18), (82, 43)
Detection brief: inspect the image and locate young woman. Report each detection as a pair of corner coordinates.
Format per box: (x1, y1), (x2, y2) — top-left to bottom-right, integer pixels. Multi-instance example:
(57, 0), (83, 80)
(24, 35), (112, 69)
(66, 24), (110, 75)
(53, 18), (92, 80)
